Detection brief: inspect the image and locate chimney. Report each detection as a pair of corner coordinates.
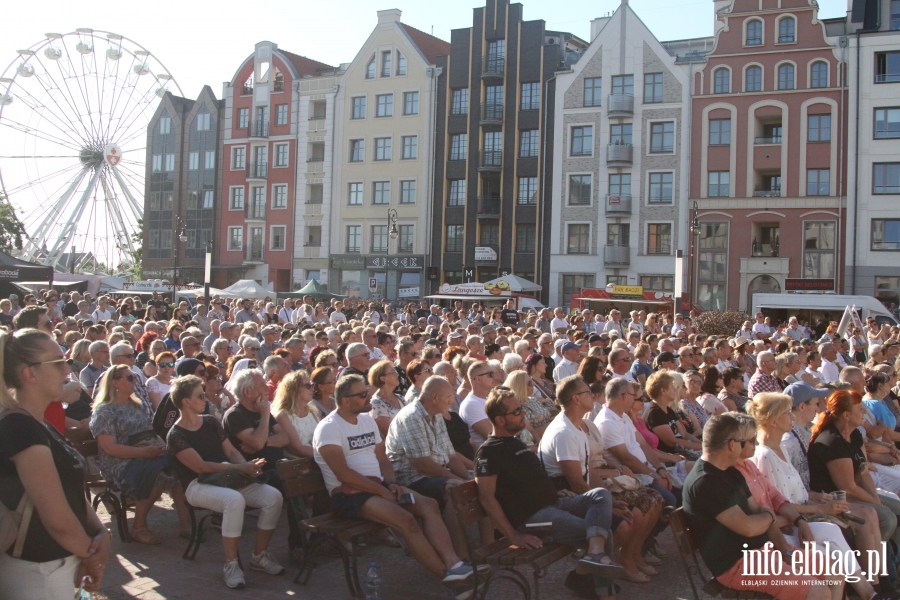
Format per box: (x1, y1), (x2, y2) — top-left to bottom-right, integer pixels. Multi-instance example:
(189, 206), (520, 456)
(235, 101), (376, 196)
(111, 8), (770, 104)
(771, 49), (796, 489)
(590, 17), (611, 41)
(377, 9), (402, 25)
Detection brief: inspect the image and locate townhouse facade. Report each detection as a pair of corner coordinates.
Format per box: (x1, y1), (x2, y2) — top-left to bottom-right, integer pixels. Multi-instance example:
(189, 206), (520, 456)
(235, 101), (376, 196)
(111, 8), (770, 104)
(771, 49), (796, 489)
(329, 9), (448, 300)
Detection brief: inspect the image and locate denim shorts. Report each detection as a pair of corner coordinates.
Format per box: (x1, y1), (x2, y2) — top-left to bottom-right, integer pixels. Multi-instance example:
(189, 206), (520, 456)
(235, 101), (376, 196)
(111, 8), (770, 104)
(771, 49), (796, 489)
(407, 477), (449, 512)
(330, 492), (377, 519)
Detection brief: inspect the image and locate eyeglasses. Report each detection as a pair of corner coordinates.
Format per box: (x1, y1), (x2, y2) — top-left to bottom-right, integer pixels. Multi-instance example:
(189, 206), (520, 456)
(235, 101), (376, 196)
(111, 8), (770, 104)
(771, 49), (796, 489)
(477, 370), (495, 378)
(344, 390), (368, 400)
(729, 438), (758, 448)
(27, 357), (68, 368)
(502, 407), (524, 417)
(119, 353), (135, 359)
(158, 362), (175, 368)
(322, 379), (336, 385)
(117, 374), (136, 383)
(301, 382), (314, 389)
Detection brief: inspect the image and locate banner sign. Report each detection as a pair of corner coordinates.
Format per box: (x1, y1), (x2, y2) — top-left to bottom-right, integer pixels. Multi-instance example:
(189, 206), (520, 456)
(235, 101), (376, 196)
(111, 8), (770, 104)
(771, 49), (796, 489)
(784, 278), (834, 291)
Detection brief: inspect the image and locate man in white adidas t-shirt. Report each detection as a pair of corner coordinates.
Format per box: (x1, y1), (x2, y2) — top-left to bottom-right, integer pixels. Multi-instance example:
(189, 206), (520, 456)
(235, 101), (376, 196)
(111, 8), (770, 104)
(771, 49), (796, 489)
(313, 373), (476, 586)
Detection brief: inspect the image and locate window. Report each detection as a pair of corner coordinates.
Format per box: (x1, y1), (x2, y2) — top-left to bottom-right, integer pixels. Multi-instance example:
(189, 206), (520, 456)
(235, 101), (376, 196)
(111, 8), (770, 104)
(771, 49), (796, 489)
(607, 223), (630, 247)
(803, 221), (835, 279)
(352, 96), (366, 119)
(778, 17), (796, 43)
(274, 144), (288, 167)
(648, 173), (674, 204)
(487, 39), (505, 63)
(873, 219), (900, 250)
(874, 163), (900, 193)
(381, 51), (391, 77)
(650, 122), (675, 153)
(746, 19), (762, 45)
(562, 275), (595, 310)
(611, 123), (632, 145)
(230, 187), (244, 210)
(348, 182), (363, 205)
(187, 191), (199, 209)
(402, 136), (417, 159)
(641, 275), (674, 291)
(584, 77), (602, 107)
(568, 175), (591, 205)
(877, 52), (900, 83)
(644, 73), (663, 103)
(710, 119), (731, 145)
(376, 94), (393, 117)
(444, 271), (463, 285)
(778, 64), (795, 90)
(516, 224), (536, 253)
(306, 226), (322, 247)
(161, 230), (172, 249)
(149, 192), (161, 209)
(746, 65), (762, 92)
(451, 89), (468, 115)
(450, 134), (467, 160)
(448, 180), (465, 206)
(162, 192), (173, 209)
(149, 231), (159, 248)
(807, 169), (830, 196)
(876, 108), (900, 139)
(713, 68), (730, 94)
(202, 190), (213, 209)
(350, 139), (364, 163)
(520, 130), (539, 157)
(709, 171), (730, 197)
(570, 126), (593, 156)
(610, 173), (631, 196)
(189, 152), (199, 170)
(152, 155), (162, 172)
(809, 114), (831, 142)
(647, 223), (672, 255)
(159, 117), (171, 134)
(371, 225), (388, 252)
(567, 224), (590, 254)
(228, 226), (243, 251)
(374, 138), (392, 161)
(404, 91), (419, 115)
(611, 75), (634, 96)
(197, 113), (211, 131)
(698, 222), (728, 310)
(480, 221), (499, 245)
(400, 180), (416, 204)
(238, 108), (249, 129)
(446, 225), (464, 252)
(307, 184), (323, 205)
(232, 146), (246, 169)
(397, 51), (407, 75)
(366, 56), (376, 79)
(521, 82), (540, 110)
(164, 154), (175, 171)
(346, 226), (361, 252)
(204, 151), (215, 169)
(270, 226), (286, 251)
(810, 62), (828, 88)
(518, 176), (538, 205)
(273, 104), (287, 126)
(893, 0), (900, 29)
(272, 184), (287, 208)
(398, 225), (414, 252)
(373, 181), (390, 204)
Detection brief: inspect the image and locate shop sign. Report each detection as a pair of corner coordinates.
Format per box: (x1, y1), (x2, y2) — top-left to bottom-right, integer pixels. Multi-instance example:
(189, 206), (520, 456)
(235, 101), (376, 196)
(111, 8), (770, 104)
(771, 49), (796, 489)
(330, 255), (366, 269)
(398, 287), (419, 297)
(784, 278), (834, 292)
(366, 255), (424, 270)
(474, 246), (497, 261)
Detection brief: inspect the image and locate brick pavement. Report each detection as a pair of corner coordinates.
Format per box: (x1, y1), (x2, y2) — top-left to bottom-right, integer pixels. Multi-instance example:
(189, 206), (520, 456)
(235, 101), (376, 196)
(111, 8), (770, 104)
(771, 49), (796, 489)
(93, 498), (699, 600)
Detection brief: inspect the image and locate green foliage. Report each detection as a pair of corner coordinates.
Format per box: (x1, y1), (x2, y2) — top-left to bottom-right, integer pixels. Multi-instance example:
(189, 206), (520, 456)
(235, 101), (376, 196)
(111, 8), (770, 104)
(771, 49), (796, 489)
(0, 197), (25, 254)
(694, 310), (750, 337)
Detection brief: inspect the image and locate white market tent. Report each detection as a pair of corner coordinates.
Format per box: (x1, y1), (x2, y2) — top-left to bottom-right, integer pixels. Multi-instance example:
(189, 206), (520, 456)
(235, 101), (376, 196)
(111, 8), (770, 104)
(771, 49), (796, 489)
(221, 279), (271, 300)
(483, 274), (542, 292)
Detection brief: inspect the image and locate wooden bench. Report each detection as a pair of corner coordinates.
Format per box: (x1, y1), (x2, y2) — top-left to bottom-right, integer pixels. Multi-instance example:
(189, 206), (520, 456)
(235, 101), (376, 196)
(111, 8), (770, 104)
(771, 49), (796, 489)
(277, 458), (386, 598)
(669, 507), (774, 600)
(66, 427), (134, 543)
(448, 480), (574, 600)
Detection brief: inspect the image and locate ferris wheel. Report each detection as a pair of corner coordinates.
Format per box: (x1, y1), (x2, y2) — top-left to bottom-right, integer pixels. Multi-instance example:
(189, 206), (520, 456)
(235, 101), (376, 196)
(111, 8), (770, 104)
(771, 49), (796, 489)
(0, 28), (182, 272)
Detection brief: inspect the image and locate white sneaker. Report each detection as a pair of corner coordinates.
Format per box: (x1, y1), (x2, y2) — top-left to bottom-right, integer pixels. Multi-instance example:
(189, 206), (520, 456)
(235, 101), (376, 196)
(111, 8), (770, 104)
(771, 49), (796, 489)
(223, 559), (245, 589)
(250, 550), (285, 575)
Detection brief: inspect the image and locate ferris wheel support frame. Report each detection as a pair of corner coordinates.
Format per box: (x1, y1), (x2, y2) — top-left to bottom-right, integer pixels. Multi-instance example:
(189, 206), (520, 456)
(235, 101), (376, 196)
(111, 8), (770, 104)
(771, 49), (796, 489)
(100, 172), (134, 256)
(20, 165), (89, 262)
(110, 164), (144, 219)
(43, 166), (103, 266)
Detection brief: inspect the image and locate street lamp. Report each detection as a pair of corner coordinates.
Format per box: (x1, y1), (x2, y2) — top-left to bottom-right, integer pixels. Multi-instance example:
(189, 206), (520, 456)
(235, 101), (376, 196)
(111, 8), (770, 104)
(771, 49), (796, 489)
(173, 216), (187, 292)
(385, 209), (398, 300)
(688, 201), (700, 312)
(204, 238), (213, 302)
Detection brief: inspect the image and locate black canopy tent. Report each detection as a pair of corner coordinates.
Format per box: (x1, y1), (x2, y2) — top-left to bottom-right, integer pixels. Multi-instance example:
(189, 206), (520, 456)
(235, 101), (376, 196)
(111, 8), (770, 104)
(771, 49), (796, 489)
(0, 252), (53, 299)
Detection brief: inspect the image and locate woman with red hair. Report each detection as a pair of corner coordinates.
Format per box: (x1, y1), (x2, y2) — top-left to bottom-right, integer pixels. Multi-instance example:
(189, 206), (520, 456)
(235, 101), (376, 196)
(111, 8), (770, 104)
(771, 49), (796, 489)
(808, 390), (900, 547)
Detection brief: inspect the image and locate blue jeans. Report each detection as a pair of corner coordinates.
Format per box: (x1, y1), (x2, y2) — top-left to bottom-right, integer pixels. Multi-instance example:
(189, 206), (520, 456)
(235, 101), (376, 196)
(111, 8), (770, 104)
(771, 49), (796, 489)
(522, 487), (613, 549)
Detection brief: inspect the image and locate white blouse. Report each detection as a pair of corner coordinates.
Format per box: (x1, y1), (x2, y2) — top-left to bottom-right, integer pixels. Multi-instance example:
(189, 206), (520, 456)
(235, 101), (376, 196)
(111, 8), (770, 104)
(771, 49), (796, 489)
(282, 411), (319, 460)
(750, 443), (808, 504)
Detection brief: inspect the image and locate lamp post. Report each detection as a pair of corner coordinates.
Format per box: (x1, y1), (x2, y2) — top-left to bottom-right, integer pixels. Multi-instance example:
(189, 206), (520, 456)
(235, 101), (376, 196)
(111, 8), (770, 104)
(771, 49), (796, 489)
(204, 238), (212, 302)
(688, 201), (700, 313)
(386, 208), (398, 300)
(173, 216), (187, 297)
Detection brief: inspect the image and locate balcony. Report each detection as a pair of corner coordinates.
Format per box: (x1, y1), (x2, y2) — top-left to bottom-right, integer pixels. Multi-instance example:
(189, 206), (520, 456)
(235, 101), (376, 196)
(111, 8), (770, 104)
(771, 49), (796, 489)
(251, 120), (269, 138)
(604, 244), (630, 266)
(481, 55), (505, 79)
(247, 162), (267, 179)
(753, 189), (782, 197)
(605, 194), (632, 214)
(754, 136), (782, 144)
(245, 201), (265, 220)
(477, 196), (501, 217)
(245, 244), (264, 264)
(303, 246), (321, 259)
(607, 94), (634, 115)
(606, 143), (633, 165)
(306, 161), (324, 175)
(480, 102), (503, 124)
(308, 119), (326, 132)
(479, 150), (502, 172)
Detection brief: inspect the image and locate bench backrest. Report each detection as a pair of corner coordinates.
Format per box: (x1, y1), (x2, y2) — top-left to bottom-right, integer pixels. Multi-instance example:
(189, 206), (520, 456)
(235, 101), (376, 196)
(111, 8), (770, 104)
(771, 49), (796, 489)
(65, 427), (94, 443)
(669, 507), (698, 557)
(448, 480), (487, 527)
(277, 457), (327, 499)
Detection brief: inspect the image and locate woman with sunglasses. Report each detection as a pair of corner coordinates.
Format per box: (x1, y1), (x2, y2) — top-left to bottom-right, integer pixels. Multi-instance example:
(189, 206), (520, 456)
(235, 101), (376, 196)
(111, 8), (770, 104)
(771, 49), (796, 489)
(0, 328), (110, 598)
(147, 351), (176, 410)
(273, 370), (319, 459)
(203, 363), (235, 421)
(309, 366), (337, 420)
(403, 358), (433, 403)
(164, 322), (183, 351)
(90, 365), (191, 544)
(369, 359), (408, 439)
(525, 353), (556, 403)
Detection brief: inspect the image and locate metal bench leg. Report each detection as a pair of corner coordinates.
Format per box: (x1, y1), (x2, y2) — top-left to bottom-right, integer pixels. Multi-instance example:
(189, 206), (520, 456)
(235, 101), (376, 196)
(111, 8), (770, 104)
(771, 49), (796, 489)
(293, 535), (327, 586)
(182, 506), (198, 560)
(348, 539), (364, 598)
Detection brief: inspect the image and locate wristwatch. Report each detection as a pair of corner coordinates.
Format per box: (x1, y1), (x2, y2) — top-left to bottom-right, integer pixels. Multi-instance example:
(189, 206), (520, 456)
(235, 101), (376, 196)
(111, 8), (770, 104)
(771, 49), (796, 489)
(793, 515), (807, 527)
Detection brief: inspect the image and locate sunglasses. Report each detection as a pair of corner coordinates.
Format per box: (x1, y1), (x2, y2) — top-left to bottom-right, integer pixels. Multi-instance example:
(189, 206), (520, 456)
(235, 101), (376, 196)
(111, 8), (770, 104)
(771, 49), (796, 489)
(477, 370), (496, 378)
(117, 374), (136, 383)
(729, 438), (758, 448)
(344, 391), (368, 400)
(27, 357), (68, 368)
(502, 407), (524, 417)
(158, 362), (175, 368)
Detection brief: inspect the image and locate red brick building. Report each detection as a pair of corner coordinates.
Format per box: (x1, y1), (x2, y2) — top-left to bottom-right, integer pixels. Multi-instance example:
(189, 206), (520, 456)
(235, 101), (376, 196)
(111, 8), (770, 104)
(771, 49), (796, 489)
(689, 0), (847, 312)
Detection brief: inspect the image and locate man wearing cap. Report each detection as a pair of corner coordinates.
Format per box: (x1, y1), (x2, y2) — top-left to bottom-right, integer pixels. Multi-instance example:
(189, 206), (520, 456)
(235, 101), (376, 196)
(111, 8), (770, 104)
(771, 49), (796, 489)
(782, 382), (830, 489)
(553, 341), (583, 382)
(447, 331), (464, 349)
(481, 325), (497, 346)
(259, 325), (282, 361)
(653, 351), (677, 371)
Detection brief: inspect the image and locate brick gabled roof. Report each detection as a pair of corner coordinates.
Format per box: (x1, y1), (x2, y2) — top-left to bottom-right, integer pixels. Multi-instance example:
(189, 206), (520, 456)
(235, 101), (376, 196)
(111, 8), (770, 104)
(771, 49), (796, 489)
(279, 50), (335, 77)
(399, 24), (450, 64)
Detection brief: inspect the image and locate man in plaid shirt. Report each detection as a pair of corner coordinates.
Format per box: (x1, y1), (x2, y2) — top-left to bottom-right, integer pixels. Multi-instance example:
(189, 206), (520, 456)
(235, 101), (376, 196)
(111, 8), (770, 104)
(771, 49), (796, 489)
(385, 376), (472, 557)
(747, 350), (783, 397)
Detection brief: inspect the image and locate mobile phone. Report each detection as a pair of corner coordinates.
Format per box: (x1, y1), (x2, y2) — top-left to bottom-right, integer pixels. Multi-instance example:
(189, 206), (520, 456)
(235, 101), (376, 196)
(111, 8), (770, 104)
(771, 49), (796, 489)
(398, 493), (415, 505)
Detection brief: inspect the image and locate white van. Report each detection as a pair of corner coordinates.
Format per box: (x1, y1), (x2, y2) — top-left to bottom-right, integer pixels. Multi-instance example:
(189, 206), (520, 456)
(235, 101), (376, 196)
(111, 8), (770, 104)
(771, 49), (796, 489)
(751, 293), (900, 327)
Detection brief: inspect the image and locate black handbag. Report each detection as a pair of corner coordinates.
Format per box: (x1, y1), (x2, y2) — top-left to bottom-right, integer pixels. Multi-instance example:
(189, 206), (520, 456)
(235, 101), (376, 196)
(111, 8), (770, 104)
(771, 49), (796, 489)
(197, 469), (267, 490)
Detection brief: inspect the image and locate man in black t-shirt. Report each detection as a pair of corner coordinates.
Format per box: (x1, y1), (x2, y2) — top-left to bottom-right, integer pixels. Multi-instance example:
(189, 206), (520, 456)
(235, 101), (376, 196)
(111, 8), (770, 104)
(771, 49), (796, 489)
(415, 300), (430, 321)
(683, 414), (828, 599)
(474, 387), (624, 588)
(500, 299), (519, 328)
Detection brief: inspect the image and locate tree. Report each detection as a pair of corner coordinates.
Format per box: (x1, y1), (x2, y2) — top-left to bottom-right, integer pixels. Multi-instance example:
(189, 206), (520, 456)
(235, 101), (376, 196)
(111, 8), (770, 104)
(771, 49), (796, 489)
(116, 219), (144, 280)
(0, 195), (26, 254)
(694, 310), (750, 337)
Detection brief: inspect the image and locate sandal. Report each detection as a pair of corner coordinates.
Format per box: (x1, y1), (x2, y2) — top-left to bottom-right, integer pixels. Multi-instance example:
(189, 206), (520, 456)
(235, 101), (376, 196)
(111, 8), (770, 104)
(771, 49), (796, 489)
(131, 527), (160, 545)
(621, 569), (650, 583)
(643, 552), (662, 566)
(637, 564), (658, 576)
(577, 552), (625, 579)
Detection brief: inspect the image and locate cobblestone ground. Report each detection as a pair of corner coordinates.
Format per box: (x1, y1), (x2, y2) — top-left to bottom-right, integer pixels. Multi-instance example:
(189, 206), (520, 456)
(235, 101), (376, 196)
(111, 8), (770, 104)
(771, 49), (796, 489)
(93, 497), (699, 600)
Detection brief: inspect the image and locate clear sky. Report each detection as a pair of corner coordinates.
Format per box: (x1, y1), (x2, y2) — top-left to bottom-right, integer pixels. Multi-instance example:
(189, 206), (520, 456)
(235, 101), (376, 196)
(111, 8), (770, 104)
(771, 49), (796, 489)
(0, 0), (851, 100)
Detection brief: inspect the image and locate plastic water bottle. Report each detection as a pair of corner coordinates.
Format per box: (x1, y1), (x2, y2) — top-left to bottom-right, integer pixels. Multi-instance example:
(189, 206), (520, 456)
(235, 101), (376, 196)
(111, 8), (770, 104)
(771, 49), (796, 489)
(365, 561), (383, 600)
